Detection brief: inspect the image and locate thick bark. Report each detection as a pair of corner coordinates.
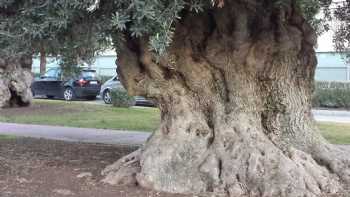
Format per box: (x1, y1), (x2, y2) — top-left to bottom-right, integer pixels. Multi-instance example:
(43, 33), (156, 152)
(0, 56), (33, 108)
(104, 1), (350, 196)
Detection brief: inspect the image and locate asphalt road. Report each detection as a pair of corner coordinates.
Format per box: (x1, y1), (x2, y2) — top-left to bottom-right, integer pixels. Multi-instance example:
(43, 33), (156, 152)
(313, 109), (350, 123)
(0, 121), (349, 152)
(0, 123), (150, 145)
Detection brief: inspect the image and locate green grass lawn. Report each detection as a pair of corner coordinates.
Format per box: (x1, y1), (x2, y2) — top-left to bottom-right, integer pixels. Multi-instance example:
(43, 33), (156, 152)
(0, 134), (16, 140)
(0, 99), (350, 144)
(0, 99), (160, 132)
(317, 122), (350, 144)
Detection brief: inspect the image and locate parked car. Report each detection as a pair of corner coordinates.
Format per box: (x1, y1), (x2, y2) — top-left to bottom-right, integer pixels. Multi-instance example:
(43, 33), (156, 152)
(31, 67), (101, 101)
(100, 75), (155, 106)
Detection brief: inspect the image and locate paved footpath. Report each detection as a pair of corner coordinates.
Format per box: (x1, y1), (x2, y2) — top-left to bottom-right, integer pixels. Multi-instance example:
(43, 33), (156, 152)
(0, 123), (150, 145)
(0, 122), (349, 152)
(313, 109), (350, 123)
(0, 109), (350, 145)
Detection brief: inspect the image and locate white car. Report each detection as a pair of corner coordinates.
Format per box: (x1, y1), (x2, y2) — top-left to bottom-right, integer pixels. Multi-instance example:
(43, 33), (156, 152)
(100, 75), (155, 106)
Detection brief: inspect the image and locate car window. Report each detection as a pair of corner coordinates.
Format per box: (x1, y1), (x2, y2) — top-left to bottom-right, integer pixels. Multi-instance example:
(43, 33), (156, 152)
(81, 70), (97, 80)
(44, 68), (59, 78)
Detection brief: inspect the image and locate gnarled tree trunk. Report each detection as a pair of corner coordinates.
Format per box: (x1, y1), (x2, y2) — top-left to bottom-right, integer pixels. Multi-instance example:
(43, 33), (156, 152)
(103, 1), (350, 196)
(0, 56), (33, 108)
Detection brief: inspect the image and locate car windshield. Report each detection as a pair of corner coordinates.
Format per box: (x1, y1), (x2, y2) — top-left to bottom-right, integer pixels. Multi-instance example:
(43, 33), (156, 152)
(44, 68), (61, 79)
(81, 70), (97, 80)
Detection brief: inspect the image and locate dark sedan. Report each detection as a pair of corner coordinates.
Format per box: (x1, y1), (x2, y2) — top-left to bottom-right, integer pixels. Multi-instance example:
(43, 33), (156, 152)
(31, 68), (101, 101)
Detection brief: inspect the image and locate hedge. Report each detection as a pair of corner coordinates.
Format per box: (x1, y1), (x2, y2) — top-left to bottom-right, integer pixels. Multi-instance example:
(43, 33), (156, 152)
(313, 81), (350, 109)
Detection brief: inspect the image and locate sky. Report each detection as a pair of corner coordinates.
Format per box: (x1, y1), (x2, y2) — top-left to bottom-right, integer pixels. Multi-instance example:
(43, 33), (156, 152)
(317, 30), (335, 52)
(316, 0), (344, 52)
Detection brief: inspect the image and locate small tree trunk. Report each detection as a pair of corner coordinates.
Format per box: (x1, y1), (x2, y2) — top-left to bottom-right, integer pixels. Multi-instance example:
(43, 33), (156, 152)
(0, 56), (33, 108)
(39, 45), (47, 75)
(104, 1), (350, 196)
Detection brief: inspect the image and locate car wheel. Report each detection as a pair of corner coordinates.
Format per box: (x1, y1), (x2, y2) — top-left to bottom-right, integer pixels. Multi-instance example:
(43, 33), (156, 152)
(63, 87), (75, 101)
(103, 90), (112, 104)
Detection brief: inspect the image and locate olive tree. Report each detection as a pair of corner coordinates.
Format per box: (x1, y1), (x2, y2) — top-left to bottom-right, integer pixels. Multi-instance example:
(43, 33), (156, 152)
(2, 0), (350, 196)
(102, 1), (350, 196)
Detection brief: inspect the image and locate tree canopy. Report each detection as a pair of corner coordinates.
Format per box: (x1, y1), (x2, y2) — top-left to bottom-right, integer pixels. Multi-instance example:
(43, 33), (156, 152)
(0, 0), (110, 67)
(1, 1), (350, 196)
(0, 0), (348, 64)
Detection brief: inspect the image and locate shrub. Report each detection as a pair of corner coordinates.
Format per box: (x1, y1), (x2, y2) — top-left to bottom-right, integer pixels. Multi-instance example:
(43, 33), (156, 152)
(110, 88), (135, 108)
(313, 81), (350, 109)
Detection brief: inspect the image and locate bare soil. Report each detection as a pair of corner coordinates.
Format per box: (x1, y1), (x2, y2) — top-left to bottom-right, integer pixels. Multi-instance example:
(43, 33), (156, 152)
(0, 138), (191, 197)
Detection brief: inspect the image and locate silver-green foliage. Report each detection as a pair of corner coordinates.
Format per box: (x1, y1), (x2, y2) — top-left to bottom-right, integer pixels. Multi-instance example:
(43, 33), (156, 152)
(110, 0), (195, 55)
(0, 0), (109, 66)
(0, 0), (344, 64)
